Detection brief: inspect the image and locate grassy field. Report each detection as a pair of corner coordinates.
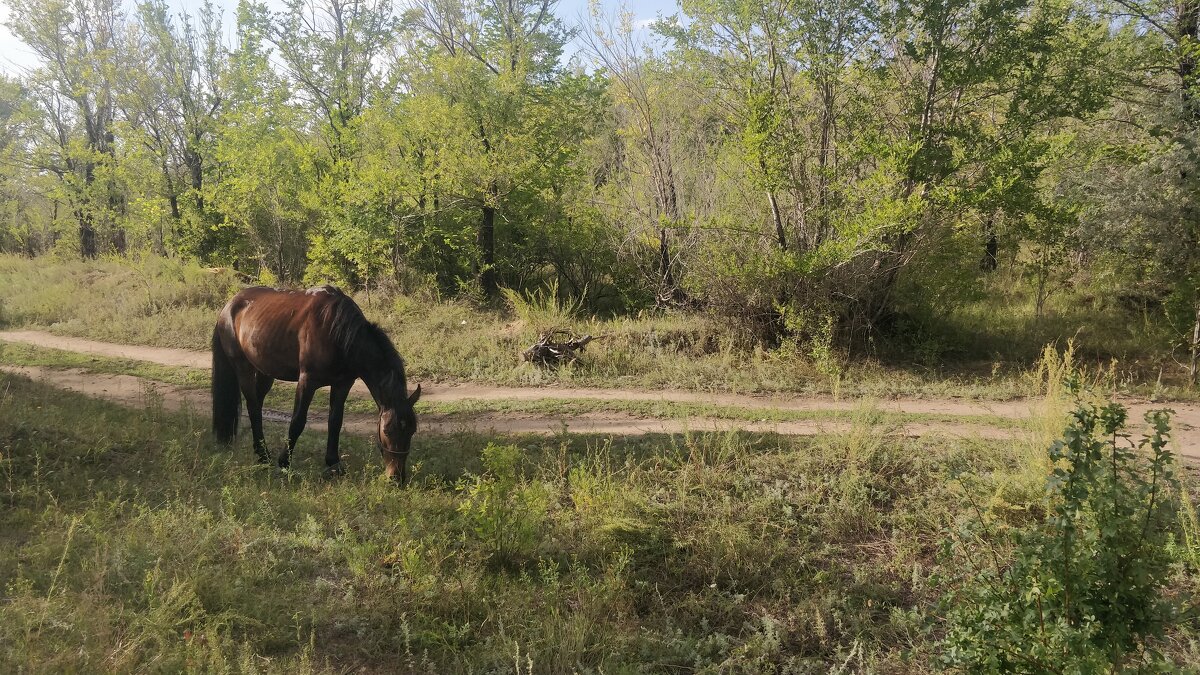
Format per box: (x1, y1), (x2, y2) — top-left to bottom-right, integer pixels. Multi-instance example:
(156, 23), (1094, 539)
(0, 369), (1107, 672)
(0, 254), (1190, 400)
(3, 255), (1200, 671)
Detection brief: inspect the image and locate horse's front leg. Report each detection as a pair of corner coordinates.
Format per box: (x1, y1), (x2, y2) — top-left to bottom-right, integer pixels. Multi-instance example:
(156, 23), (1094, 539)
(279, 373), (316, 469)
(324, 382), (353, 476)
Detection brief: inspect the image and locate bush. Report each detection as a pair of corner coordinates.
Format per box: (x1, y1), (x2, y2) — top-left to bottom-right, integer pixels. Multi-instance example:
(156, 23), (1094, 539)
(940, 399), (1181, 671)
(457, 443), (549, 565)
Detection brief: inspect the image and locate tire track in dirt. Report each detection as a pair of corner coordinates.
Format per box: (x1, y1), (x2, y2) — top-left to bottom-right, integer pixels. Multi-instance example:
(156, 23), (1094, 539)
(0, 329), (1031, 415)
(0, 365), (1020, 445)
(2, 330), (1196, 458)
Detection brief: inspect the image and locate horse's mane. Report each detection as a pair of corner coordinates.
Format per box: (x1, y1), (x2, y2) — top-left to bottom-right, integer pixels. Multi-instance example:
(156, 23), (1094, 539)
(316, 287), (408, 400)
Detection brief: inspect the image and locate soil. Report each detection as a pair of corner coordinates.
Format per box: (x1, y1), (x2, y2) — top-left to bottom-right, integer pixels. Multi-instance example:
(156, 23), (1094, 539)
(2, 330), (1196, 458)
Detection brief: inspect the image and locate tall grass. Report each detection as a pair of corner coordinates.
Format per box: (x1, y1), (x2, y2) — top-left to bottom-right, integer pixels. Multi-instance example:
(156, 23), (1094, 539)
(0, 254), (1191, 399)
(0, 254), (239, 348)
(9, 368), (1154, 672)
(500, 281), (584, 334)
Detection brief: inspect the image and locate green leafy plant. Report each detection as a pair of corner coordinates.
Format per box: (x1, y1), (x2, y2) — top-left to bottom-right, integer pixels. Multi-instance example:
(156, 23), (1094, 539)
(457, 443), (549, 565)
(501, 280), (585, 334)
(941, 399), (1181, 671)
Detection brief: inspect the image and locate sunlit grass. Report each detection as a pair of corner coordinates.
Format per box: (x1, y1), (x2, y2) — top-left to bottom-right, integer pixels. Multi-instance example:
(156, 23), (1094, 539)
(5, 254), (1187, 401)
(0, 370), (1047, 672)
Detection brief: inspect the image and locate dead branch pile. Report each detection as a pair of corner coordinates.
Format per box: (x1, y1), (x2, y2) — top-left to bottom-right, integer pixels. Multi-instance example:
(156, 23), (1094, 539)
(523, 330), (599, 367)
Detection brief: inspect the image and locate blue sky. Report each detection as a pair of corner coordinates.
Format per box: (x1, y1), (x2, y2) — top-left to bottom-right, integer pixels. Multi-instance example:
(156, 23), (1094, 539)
(0, 0), (682, 75)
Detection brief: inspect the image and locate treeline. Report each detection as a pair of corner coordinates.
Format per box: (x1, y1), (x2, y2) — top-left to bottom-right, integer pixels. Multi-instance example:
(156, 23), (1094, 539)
(0, 0), (1197, 356)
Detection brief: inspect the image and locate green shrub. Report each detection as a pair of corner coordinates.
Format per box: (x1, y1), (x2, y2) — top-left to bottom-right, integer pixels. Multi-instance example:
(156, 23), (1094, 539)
(500, 280), (583, 334)
(940, 400), (1181, 671)
(457, 443), (549, 565)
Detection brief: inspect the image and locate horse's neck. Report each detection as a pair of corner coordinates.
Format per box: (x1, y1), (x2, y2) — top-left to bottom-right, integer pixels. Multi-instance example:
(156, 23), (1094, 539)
(348, 331), (406, 408)
(356, 354), (404, 409)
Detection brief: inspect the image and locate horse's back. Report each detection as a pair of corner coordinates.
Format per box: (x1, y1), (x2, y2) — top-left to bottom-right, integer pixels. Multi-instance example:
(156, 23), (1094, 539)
(216, 285), (353, 381)
(222, 285), (346, 321)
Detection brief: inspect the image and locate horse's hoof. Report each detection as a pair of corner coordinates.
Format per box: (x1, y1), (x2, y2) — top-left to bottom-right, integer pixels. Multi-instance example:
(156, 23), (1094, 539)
(324, 463), (346, 478)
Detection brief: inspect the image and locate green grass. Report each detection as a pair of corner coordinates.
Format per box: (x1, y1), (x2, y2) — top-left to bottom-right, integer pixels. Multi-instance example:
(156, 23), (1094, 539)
(0, 371), (1066, 672)
(0, 341), (1024, 430)
(2, 259), (1198, 671)
(4, 254), (1190, 401)
(397, 396), (1023, 429)
(3, 367), (1198, 671)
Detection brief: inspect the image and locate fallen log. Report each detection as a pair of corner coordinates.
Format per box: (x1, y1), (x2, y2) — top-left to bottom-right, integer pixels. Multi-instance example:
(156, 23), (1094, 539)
(523, 330), (600, 367)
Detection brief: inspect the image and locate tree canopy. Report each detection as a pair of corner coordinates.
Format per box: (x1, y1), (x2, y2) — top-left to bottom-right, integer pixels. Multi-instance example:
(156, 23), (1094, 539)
(1, 0), (1197, 362)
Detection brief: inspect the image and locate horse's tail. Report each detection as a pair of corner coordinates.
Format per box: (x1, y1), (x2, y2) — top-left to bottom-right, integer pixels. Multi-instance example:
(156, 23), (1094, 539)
(211, 325), (241, 443)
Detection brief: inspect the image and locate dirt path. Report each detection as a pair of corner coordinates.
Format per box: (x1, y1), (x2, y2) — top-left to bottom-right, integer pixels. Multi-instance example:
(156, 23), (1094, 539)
(0, 329), (1032, 416)
(0, 330), (211, 368)
(0, 365), (1018, 443)
(2, 329), (1197, 458)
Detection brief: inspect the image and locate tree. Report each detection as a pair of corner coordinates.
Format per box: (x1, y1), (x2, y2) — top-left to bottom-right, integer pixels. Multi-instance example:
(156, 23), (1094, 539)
(402, 0), (572, 297)
(268, 0), (395, 159)
(7, 0), (126, 257)
(0, 76), (57, 255)
(127, 0), (226, 235)
(582, 3), (691, 304)
(1065, 0), (1200, 381)
(205, 0), (316, 278)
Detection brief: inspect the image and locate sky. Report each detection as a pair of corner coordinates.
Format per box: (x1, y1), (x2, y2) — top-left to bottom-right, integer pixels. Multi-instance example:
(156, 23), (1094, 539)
(0, 0), (681, 76)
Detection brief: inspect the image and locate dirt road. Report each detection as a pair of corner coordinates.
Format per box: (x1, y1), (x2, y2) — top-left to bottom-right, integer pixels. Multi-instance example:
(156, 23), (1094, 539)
(0, 364), (1020, 441)
(2, 329), (1196, 457)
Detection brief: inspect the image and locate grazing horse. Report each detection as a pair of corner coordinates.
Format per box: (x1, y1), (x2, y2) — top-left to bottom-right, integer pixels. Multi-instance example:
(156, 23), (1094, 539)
(211, 285), (421, 483)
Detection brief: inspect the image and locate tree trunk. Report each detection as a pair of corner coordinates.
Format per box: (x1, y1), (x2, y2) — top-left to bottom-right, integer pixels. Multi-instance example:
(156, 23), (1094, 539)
(163, 154), (181, 224)
(1190, 301), (1200, 385)
(476, 122), (499, 298)
(79, 158), (98, 258)
(981, 214), (998, 271)
(1180, 1), (1200, 386)
(186, 144), (205, 212)
(816, 76), (834, 246)
(768, 190), (787, 251)
(650, 140), (684, 303)
(1181, 0), (1199, 118)
(79, 217), (97, 259)
(1035, 249), (1049, 320)
(478, 202), (498, 297)
(658, 226), (673, 290)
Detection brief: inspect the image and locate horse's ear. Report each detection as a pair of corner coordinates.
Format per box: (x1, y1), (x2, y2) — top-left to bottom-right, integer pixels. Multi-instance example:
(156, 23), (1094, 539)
(409, 383), (421, 405)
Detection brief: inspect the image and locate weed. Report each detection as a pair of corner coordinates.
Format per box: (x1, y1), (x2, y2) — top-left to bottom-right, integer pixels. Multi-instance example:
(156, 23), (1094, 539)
(940, 399), (1182, 671)
(457, 443), (550, 565)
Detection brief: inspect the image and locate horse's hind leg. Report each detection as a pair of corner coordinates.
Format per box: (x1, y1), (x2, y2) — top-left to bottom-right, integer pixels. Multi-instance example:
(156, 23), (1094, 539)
(324, 382), (352, 475)
(256, 373), (274, 402)
(237, 368), (270, 462)
(279, 373), (316, 469)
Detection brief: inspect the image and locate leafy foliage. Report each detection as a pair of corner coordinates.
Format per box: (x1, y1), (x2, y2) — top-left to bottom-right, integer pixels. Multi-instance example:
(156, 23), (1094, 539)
(941, 398), (1183, 671)
(457, 443), (549, 564)
(0, 0), (1198, 359)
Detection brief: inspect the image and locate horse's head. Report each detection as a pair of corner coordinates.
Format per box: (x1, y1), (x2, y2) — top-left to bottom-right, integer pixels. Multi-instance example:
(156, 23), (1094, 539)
(379, 384), (421, 484)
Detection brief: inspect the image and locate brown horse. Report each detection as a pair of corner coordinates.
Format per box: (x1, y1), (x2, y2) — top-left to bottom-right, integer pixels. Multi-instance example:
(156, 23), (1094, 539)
(211, 285), (421, 482)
